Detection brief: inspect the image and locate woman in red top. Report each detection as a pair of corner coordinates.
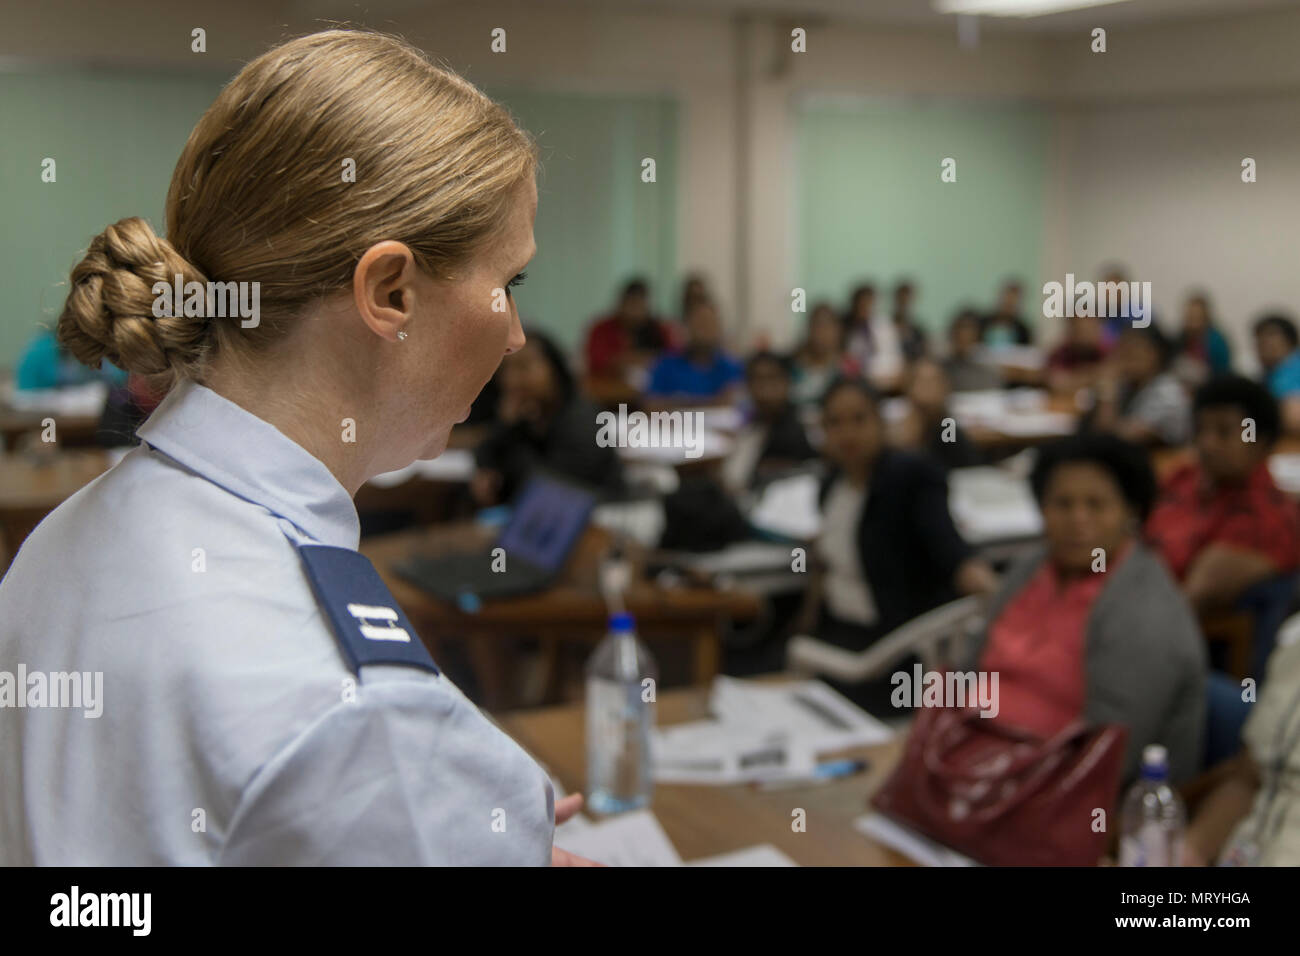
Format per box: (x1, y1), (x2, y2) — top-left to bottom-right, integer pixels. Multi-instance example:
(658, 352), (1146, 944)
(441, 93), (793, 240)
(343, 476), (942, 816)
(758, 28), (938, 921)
(962, 433), (1206, 783)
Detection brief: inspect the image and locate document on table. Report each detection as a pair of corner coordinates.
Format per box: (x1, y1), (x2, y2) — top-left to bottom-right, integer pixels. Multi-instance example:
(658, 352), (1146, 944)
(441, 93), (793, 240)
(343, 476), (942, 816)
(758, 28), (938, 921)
(553, 810), (799, 867)
(554, 810), (684, 866)
(854, 813), (978, 867)
(652, 677), (893, 785)
(746, 471), (822, 540)
(948, 466), (1043, 545)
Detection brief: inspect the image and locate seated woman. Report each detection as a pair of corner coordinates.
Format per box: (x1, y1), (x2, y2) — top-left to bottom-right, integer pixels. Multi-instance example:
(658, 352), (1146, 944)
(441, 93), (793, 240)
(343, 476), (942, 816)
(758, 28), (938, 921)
(720, 351), (818, 494)
(471, 329), (623, 506)
(1046, 314), (1106, 395)
(1087, 324), (1191, 447)
(789, 302), (851, 406)
(943, 308), (1003, 393)
(891, 356), (982, 471)
(792, 378), (998, 712)
(1173, 292), (1231, 387)
(961, 434), (1207, 784)
(1184, 616), (1300, 866)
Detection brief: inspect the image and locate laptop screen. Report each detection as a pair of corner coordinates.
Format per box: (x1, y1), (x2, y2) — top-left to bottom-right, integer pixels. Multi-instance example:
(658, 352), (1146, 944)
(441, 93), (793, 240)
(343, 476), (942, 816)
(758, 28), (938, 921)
(496, 475), (596, 573)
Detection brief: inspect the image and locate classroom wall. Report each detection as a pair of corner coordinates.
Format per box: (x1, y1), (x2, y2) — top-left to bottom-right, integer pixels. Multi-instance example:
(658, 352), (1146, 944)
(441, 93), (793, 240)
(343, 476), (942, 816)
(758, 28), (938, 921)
(1046, 95), (1300, 372)
(795, 99), (1048, 342)
(0, 70), (227, 367)
(5, 1), (1300, 368)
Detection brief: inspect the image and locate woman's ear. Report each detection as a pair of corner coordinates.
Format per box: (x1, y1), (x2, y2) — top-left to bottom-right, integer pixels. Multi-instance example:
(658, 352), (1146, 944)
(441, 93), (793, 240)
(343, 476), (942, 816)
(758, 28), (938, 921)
(353, 241), (421, 342)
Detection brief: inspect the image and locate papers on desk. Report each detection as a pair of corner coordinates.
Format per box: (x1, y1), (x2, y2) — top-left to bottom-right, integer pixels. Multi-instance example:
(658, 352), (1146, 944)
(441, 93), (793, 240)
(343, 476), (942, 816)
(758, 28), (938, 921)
(4, 382), (108, 417)
(948, 466), (1043, 545)
(854, 813), (977, 867)
(555, 810), (683, 866)
(367, 448), (475, 487)
(948, 388), (1075, 438)
(553, 810), (799, 867)
(746, 471), (821, 540)
(615, 428), (733, 465)
(652, 677), (893, 785)
(978, 344), (1045, 371)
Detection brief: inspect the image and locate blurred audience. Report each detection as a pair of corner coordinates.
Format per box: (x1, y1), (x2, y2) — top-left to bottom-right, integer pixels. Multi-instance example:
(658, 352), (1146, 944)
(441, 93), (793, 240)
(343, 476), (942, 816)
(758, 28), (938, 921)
(720, 351), (817, 493)
(891, 280), (929, 361)
(792, 378), (998, 710)
(1173, 292), (1232, 385)
(790, 302), (850, 405)
(1146, 375), (1300, 617)
(583, 277), (676, 383)
(1046, 314), (1106, 394)
(473, 330), (623, 506)
(892, 357), (982, 470)
(943, 308), (1003, 393)
(843, 283), (904, 387)
(982, 279), (1033, 347)
(646, 298), (744, 406)
(1253, 312), (1300, 434)
(1087, 324), (1190, 447)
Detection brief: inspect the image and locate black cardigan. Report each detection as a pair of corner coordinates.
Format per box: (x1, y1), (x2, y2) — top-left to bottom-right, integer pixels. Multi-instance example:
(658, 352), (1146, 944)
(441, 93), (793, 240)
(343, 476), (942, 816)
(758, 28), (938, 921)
(817, 448), (973, 633)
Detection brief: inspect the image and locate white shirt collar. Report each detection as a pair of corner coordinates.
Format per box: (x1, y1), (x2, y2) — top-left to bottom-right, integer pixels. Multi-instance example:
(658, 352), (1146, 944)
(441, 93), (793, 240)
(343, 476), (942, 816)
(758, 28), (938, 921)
(137, 380), (360, 549)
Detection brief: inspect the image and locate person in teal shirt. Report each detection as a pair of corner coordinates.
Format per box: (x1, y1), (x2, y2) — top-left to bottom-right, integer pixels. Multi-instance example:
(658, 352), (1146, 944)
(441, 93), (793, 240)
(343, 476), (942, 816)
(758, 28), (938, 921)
(15, 328), (126, 390)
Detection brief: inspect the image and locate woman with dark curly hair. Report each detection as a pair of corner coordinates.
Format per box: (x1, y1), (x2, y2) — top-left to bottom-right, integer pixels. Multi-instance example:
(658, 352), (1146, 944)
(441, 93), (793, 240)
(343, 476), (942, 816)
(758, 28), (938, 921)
(960, 433), (1207, 784)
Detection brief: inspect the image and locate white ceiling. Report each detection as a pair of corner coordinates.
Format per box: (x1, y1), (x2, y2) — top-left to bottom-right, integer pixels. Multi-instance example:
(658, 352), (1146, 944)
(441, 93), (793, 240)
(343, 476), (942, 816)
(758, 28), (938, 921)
(525, 0), (1300, 32)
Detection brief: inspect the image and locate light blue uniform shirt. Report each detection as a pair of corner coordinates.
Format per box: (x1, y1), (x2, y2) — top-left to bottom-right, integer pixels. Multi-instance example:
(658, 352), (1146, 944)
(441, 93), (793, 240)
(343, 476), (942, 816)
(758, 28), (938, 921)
(0, 381), (554, 865)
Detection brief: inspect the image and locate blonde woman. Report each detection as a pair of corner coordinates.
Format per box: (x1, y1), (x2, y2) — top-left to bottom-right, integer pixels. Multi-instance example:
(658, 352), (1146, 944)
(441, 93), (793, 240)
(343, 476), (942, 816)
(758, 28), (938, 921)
(0, 30), (594, 866)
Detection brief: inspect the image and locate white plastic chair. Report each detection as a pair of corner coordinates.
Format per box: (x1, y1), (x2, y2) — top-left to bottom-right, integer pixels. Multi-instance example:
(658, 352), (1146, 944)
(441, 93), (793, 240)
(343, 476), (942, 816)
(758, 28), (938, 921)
(786, 595), (987, 685)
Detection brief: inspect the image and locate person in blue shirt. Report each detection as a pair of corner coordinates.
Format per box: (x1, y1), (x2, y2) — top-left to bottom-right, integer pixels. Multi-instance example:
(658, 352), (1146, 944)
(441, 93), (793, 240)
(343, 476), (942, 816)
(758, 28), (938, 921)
(645, 297), (744, 404)
(1254, 312), (1300, 435)
(0, 29), (596, 867)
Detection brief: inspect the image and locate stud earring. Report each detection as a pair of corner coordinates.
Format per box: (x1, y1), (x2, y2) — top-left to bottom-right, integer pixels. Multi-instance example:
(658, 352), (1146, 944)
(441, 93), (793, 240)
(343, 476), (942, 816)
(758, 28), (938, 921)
(397, 330), (409, 342)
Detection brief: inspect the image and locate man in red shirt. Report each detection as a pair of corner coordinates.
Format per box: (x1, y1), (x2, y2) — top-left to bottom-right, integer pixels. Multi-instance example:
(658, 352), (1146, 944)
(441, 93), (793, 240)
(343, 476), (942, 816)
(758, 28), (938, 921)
(1146, 375), (1300, 614)
(583, 278), (676, 381)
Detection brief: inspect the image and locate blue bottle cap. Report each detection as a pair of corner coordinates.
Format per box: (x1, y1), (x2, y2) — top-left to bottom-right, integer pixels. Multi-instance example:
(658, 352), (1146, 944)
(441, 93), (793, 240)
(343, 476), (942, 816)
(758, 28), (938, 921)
(609, 612), (635, 632)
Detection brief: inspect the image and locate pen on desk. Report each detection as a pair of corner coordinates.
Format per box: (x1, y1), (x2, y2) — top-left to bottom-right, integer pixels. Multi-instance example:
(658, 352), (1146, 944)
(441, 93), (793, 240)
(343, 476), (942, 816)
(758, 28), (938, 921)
(757, 758), (870, 791)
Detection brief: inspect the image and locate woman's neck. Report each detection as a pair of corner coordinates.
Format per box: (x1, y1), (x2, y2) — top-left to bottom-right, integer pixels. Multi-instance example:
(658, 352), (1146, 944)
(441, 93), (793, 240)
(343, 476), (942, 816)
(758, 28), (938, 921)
(202, 357), (377, 496)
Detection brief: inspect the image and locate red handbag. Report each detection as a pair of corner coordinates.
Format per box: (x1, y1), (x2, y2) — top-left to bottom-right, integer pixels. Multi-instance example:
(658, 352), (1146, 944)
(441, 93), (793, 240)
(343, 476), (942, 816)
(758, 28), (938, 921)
(871, 706), (1129, 866)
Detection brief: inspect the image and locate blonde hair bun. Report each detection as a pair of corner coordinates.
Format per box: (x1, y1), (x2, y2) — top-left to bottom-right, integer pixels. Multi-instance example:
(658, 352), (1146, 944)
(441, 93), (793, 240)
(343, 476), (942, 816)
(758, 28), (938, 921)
(58, 216), (208, 381)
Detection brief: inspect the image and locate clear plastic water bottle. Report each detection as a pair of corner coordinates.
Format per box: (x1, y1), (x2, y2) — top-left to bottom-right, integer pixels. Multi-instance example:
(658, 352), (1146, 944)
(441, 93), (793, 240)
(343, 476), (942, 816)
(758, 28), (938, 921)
(585, 612), (657, 815)
(1118, 744), (1187, 866)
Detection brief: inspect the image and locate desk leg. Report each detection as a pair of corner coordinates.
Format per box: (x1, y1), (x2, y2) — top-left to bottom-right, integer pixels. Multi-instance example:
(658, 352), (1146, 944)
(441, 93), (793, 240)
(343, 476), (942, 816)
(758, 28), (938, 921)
(467, 631), (513, 711)
(692, 622), (721, 686)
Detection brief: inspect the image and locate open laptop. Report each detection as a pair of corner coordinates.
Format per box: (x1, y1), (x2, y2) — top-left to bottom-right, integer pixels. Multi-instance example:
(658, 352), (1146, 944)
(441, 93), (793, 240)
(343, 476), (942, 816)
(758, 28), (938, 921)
(395, 472), (597, 604)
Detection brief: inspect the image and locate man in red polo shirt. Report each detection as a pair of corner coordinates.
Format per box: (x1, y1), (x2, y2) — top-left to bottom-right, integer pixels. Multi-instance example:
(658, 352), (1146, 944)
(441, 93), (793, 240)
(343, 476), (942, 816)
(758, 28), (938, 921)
(583, 277), (677, 382)
(1146, 375), (1300, 614)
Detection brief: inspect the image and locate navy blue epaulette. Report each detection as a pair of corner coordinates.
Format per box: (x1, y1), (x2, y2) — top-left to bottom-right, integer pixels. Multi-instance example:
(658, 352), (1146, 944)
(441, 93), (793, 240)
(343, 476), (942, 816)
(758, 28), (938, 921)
(297, 544), (439, 675)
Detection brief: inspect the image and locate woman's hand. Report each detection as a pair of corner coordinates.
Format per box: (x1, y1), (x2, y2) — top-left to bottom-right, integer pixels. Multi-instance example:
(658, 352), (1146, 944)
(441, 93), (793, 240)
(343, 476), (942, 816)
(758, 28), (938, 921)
(552, 793), (604, 867)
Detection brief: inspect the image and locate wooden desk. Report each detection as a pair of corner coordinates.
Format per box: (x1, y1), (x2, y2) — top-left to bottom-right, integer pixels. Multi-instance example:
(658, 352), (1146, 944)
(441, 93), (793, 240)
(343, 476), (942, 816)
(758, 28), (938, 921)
(498, 679), (913, 865)
(0, 409), (101, 451)
(0, 449), (110, 568)
(362, 523), (763, 709)
(967, 391), (1080, 451)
